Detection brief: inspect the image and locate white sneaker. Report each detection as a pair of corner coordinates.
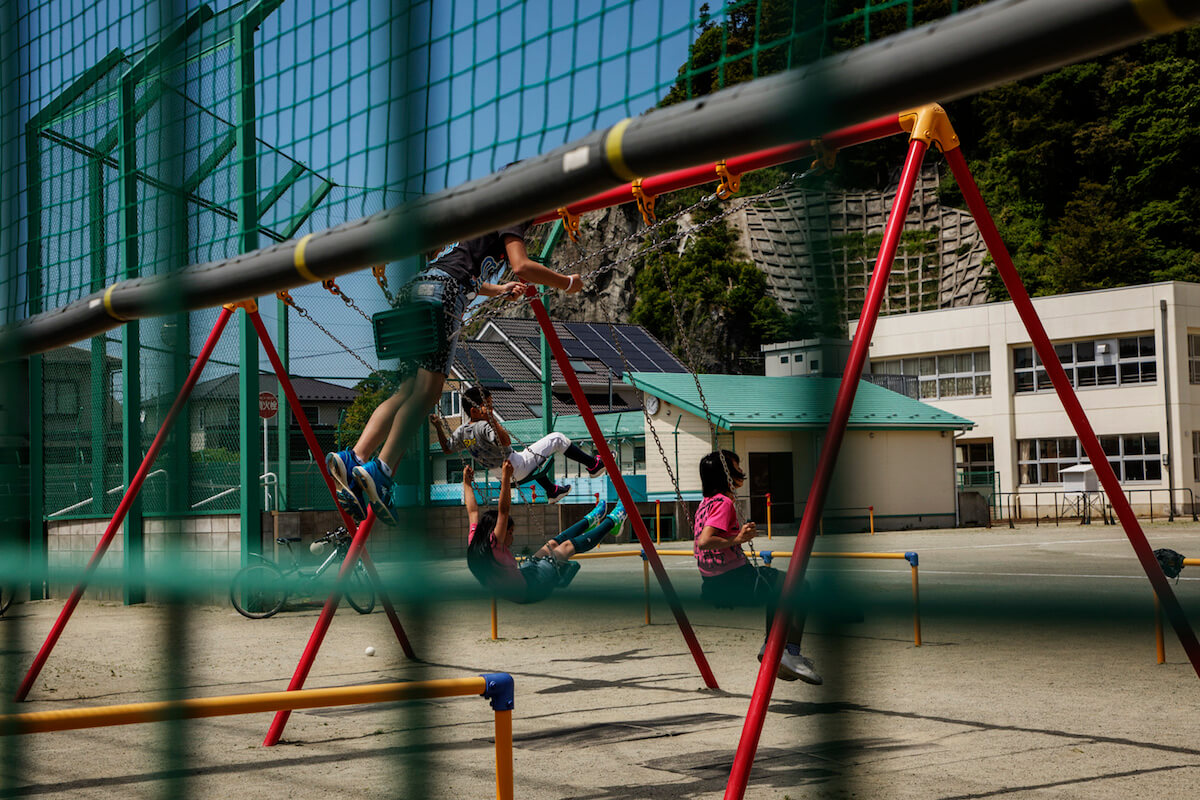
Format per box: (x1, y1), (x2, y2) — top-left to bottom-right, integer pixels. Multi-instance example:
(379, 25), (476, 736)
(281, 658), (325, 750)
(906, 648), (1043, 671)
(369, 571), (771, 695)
(758, 641), (823, 685)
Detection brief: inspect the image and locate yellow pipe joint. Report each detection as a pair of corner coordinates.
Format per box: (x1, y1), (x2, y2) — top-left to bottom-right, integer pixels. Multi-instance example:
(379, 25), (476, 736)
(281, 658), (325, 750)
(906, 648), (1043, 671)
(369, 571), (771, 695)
(898, 104), (959, 153)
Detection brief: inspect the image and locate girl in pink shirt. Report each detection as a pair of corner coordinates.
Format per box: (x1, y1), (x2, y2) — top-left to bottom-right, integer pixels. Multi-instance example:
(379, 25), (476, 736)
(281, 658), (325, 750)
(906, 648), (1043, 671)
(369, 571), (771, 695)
(464, 462), (623, 603)
(694, 450), (821, 685)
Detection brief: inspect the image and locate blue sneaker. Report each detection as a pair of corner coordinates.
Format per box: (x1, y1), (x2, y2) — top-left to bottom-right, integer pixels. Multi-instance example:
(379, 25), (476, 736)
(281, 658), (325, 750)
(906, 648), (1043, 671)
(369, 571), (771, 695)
(582, 495), (607, 527)
(353, 459), (398, 526)
(336, 489), (366, 522)
(327, 449), (365, 518)
(607, 500), (627, 524)
(546, 483), (571, 504)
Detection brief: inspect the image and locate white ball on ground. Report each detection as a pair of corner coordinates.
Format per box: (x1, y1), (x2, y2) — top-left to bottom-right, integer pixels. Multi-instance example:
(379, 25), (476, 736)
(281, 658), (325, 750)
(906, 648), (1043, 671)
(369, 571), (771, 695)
(364, 646), (376, 657)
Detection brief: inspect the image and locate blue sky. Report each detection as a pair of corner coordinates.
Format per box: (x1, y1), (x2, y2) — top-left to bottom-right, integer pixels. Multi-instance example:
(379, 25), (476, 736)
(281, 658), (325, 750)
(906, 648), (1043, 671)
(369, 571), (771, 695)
(14, 0), (714, 386)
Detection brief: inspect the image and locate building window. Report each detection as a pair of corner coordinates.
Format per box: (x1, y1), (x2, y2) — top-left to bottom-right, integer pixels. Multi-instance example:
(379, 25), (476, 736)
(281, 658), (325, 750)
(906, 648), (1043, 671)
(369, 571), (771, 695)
(1014, 336), (1155, 393)
(874, 350), (991, 399)
(1193, 431), (1200, 481)
(1018, 434), (1161, 485)
(439, 391), (461, 417)
(568, 359), (594, 373)
(779, 355), (789, 364)
(957, 441), (994, 487)
(1189, 334), (1200, 384)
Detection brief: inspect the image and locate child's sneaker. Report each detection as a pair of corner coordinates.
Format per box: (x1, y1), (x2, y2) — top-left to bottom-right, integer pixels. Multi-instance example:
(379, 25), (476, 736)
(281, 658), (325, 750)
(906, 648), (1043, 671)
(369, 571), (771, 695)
(336, 489), (366, 522)
(607, 500), (627, 524)
(758, 641), (823, 685)
(586, 454), (607, 478)
(327, 449), (359, 489)
(546, 484), (571, 504)
(353, 459), (398, 526)
(557, 559), (582, 588)
(582, 495), (608, 527)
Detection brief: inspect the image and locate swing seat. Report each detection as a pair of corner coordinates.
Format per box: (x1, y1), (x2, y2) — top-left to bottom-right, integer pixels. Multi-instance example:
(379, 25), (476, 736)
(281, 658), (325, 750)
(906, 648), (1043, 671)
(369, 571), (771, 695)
(515, 461), (554, 487)
(372, 303), (443, 361)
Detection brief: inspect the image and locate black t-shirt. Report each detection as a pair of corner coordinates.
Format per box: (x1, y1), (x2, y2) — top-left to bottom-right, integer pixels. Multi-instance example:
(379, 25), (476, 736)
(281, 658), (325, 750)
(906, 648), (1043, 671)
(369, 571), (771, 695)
(431, 221), (530, 288)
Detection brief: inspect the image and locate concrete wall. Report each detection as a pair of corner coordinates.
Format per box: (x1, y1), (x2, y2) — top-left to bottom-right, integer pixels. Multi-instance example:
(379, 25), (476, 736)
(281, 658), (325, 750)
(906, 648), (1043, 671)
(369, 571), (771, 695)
(42, 501), (665, 607)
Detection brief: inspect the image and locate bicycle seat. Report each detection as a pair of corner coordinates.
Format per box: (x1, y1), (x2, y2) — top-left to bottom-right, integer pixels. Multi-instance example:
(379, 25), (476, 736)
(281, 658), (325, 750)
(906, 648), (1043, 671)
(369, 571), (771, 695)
(275, 536), (302, 544)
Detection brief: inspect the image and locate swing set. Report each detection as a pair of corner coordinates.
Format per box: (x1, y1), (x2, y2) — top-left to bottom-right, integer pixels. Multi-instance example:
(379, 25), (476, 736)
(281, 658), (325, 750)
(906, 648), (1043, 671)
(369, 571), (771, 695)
(15, 103), (1200, 797)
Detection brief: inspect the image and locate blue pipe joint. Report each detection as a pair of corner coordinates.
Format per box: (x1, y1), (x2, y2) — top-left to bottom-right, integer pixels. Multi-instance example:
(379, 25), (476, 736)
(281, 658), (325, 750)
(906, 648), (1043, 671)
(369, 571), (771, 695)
(640, 549), (647, 561)
(761, 550), (773, 565)
(904, 551), (918, 567)
(480, 672), (515, 711)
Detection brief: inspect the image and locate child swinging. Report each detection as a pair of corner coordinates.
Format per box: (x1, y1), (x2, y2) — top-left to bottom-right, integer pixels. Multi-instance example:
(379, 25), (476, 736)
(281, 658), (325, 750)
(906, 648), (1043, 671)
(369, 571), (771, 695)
(464, 462), (625, 604)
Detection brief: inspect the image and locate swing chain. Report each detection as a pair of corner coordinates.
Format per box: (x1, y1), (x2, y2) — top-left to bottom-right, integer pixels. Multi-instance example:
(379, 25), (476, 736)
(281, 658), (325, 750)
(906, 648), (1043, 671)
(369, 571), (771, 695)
(372, 264), (397, 306)
(323, 278), (372, 323)
(278, 290), (377, 374)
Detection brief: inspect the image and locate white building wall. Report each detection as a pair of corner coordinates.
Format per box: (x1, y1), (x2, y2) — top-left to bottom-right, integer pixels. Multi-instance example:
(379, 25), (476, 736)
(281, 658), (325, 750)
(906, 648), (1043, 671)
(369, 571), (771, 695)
(858, 281), (1200, 509)
(643, 401), (716, 495)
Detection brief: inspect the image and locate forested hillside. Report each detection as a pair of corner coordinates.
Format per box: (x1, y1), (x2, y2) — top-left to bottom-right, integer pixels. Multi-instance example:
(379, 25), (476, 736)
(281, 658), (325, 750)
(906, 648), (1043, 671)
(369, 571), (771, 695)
(621, 2), (1200, 373)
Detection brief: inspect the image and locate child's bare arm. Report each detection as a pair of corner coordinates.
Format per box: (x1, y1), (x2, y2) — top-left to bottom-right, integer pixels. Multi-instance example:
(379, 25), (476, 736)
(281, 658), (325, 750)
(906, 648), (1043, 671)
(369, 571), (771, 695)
(504, 236), (582, 293)
(496, 461), (513, 544)
(431, 414), (455, 453)
(462, 465), (479, 525)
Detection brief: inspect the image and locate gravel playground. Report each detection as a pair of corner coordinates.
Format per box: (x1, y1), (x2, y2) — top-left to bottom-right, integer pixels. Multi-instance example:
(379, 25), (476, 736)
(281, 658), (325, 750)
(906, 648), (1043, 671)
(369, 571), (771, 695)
(3, 523), (1200, 799)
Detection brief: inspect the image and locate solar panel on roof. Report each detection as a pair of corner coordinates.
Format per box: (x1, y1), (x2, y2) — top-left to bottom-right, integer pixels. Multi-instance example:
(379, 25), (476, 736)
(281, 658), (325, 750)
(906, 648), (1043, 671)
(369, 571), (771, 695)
(559, 336), (595, 360)
(461, 349), (512, 390)
(568, 324), (627, 376)
(619, 326), (685, 372)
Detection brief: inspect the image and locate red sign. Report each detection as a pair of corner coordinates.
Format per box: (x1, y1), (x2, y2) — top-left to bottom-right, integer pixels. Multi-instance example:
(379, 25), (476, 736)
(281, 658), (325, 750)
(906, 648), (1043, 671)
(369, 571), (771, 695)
(258, 391), (278, 419)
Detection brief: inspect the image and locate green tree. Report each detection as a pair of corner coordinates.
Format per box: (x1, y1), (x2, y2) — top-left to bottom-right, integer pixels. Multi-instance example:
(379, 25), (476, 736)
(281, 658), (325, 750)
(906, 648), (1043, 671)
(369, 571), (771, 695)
(337, 372), (398, 448)
(630, 192), (789, 374)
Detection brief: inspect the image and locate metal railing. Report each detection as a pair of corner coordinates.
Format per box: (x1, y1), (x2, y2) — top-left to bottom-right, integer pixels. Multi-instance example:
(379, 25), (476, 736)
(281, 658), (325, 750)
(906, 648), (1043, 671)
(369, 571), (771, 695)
(993, 488), (1199, 528)
(47, 469), (169, 518)
(191, 472), (279, 512)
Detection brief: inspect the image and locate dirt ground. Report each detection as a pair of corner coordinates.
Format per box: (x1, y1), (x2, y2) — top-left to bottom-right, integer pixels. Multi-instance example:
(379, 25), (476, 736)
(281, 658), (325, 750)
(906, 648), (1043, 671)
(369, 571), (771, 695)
(2, 522), (1199, 799)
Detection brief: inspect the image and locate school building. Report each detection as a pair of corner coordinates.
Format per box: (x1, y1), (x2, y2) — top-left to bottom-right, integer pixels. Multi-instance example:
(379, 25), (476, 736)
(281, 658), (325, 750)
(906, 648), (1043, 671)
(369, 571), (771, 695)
(834, 281), (1200, 518)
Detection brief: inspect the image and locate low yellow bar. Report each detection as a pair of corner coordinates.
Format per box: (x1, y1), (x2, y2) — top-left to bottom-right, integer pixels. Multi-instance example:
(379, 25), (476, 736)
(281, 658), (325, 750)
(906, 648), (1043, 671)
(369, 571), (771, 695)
(762, 550), (906, 560)
(572, 550), (646, 559)
(0, 678), (488, 735)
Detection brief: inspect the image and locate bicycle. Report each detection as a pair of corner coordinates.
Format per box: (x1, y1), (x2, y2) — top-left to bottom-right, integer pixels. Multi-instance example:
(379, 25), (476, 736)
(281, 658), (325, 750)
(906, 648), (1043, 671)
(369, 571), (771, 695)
(230, 527), (375, 619)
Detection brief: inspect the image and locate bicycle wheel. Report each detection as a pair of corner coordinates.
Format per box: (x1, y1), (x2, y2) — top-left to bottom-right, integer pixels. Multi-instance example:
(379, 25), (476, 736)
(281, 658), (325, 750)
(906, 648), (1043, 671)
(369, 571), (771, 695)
(0, 585), (13, 616)
(344, 562), (375, 615)
(230, 562), (288, 619)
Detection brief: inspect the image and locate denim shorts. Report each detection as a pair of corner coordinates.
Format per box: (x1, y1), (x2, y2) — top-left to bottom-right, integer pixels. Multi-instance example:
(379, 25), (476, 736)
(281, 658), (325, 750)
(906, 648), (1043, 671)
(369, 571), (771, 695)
(394, 267), (472, 377)
(517, 556), (560, 604)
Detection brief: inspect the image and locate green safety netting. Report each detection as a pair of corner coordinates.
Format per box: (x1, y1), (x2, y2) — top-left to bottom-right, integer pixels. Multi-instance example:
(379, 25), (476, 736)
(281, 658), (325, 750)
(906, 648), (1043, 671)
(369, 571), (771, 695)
(4, 0), (975, 524)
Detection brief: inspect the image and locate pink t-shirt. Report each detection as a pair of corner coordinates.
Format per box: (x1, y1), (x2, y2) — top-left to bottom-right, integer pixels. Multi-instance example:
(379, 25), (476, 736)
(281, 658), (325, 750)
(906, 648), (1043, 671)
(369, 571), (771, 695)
(468, 523), (526, 597)
(693, 494), (747, 578)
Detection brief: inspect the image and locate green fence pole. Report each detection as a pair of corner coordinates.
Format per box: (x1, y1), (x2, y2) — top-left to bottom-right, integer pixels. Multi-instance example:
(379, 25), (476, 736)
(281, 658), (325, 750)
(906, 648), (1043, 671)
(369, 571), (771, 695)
(235, 12), (262, 562)
(118, 76), (144, 606)
(25, 124), (45, 602)
(88, 160), (107, 516)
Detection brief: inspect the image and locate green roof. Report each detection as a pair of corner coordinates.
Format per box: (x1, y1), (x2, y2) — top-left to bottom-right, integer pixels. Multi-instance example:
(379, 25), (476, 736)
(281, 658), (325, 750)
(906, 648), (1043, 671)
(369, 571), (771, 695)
(505, 411), (646, 443)
(626, 373), (974, 431)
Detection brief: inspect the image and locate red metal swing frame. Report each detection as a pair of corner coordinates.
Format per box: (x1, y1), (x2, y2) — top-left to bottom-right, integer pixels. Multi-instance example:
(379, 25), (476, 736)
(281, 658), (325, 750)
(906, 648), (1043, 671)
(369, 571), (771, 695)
(17, 302), (416, 710)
